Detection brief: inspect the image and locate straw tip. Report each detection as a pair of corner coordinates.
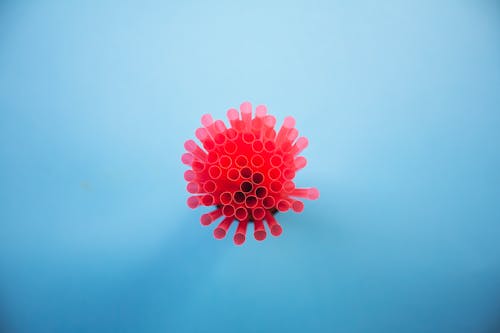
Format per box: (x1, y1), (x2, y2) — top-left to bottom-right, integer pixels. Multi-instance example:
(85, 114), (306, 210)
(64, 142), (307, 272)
(277, 200), (290, 212)
(181, 153), (193, 165)
(234, 233), (246, 245)
(271, 225), (283, 237)
(214, 228), (226, 239)
(264, 115), (276, 127)
(283, 116), (296, 128)
(187, 196), (199, 209)
(227, 108), (239, 120)
(254, 230), (267, 241)
(240, 101), (252, 114)
(195, 127), (209, 140)
(183, 139), (196, 151)
(201, 113), (213, 127)
(255, 105), (267, 117)
(200, 214), (212, 226)
(308, 188), (320, 200)
(292, 201), (305, 213)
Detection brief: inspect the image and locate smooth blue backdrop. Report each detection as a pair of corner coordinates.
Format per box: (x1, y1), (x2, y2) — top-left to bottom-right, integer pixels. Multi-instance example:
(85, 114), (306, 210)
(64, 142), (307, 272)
(1, 1), (499, 332)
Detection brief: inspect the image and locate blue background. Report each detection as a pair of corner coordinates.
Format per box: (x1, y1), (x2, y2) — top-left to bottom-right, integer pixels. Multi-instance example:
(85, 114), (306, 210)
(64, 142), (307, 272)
(1, 1), (499, 332)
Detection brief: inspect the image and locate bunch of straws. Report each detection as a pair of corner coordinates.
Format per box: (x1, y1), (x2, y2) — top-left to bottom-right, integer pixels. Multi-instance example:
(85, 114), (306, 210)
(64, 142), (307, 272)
(182, 102), (319, 245)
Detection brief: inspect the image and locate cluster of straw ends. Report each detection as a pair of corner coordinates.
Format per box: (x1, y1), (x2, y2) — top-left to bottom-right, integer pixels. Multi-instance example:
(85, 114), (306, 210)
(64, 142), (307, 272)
(182, 102), (319, 245)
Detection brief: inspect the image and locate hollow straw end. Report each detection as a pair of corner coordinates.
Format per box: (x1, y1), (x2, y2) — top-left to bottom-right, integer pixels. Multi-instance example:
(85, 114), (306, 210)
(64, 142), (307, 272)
(308, 188), (320, 200)
(255, 105), (267, 118)
(291, 200), (305, 213)
(181, 153), (194, 165)
(234, 233), (246, 245)
(283, 116), (296, 129)
(195, 127), (209, 141)
(201, 113), (213, 127)
(240, 101), (252, 115)
(227, 108), (239, 121)
(214, 228), (226, 239)
(200, 214), (213, 226)
(254, 230), (267, 241)
(184, 139), (197, 152)
(187, 196), (200, 209)
(271, 224), (283, 237)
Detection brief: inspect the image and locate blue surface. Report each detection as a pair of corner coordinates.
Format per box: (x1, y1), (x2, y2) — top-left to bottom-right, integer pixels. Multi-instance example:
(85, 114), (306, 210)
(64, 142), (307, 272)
(1, 1), (500, 332)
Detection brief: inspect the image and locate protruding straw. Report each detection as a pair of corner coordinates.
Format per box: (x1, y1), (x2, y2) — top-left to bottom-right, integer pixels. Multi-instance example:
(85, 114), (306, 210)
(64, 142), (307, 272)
(201, 114), (217, 137)
(184, 140), (207, 160)
(187, 196), (202, 208)
(255, 105), (267, 118)
(251, 117), (263, 134)
(276, 199), (290, 212)
(186, 182), (200, 194)
(214, 120), (227, 133)
(201, 113), (214, 127)
(294, 156), (307, 171)
(184, 170), (196, 182)
(290, 187), (320, 200)
(181, 153), (195, 165)
(265, 211), (283, 236)
(291, 137), (308, 155)
(234, 220), (248, 245)
(253, 219), (266, 241)
(240, 102), (252, 130)
(195, 127), (210, 142)
(200, 208), (223, 226)
(227, 108), (239, 128)
(287, 128), (299, 143)
(287, 198), (304, 213)
(275, 116), (296, 146)
(214, 217), (234, 239)
(263, 115), (276, 129)
(265, 128), (276, 140)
